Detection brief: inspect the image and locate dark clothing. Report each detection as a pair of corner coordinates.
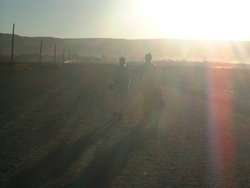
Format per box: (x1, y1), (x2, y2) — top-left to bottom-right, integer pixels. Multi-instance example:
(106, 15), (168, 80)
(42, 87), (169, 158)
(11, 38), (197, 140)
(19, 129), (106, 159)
(110, 66), (131, 114)
(111, 66), (131, 89)
(139, 63), (158, 93)
(139, 63), (160, 120)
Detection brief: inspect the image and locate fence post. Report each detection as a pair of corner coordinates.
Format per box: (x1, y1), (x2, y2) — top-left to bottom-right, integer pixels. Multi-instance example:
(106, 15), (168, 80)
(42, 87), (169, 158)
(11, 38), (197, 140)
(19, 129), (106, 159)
(68, 49), (71, 63)
(10, 23), (15, 64)
(62, 48), (65, 64)
(39, 40), (43, 64)
(54, 44), (57, 63)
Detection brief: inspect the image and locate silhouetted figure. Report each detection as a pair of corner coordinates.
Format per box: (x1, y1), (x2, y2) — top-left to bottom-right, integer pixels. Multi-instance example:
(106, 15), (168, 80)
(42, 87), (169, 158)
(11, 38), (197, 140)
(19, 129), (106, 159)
(139, 53), (162, 125)
(109, 57), (131, 118)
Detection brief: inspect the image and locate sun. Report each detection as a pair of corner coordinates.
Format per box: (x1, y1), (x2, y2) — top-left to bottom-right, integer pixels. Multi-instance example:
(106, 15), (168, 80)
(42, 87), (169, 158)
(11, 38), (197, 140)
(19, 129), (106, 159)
(134, 0), (250, 40)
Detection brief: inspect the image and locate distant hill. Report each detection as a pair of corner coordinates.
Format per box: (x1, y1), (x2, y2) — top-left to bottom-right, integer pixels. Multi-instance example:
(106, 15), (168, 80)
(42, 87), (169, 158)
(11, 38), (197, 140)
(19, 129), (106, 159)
(1, 33), (250, 62)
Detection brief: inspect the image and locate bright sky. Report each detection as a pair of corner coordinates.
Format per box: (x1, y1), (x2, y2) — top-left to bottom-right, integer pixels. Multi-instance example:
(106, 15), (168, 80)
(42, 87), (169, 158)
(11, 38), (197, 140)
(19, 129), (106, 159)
(0, 0), (250, 40)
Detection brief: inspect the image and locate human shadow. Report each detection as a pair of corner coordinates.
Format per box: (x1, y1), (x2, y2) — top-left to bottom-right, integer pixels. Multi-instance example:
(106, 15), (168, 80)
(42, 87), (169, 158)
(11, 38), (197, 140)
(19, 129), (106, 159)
(5, 118), (120, 188)
(73, 123), (159, 188)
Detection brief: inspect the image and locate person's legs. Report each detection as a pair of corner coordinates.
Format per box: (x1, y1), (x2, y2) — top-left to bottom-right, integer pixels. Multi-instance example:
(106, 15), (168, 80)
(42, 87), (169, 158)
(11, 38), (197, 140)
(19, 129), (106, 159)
(141, 90), (158, 126)
(120, 88), (129, 115)
(117, 91), (123, 118)
(116, 88), (127, 119)
(112, 90), (119, 117)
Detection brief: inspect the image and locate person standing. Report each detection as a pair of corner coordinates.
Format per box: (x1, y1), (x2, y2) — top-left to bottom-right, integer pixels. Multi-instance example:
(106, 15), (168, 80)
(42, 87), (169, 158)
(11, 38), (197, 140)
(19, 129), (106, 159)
(109, 57), (131, 119)
(139, 53), (162, 124)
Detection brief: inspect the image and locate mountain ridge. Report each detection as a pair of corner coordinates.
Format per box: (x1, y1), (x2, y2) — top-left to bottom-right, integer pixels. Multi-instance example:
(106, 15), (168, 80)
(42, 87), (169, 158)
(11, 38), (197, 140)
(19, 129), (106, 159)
(1, 33), (250, 62)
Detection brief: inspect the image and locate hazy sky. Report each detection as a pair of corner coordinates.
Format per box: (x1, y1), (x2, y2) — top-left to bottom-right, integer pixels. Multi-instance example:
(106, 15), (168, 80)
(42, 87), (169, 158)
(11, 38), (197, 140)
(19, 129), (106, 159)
(0, 0), (250, 40)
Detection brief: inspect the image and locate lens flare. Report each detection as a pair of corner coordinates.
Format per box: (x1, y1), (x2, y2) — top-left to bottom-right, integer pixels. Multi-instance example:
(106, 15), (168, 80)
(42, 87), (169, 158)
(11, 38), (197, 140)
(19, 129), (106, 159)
(206, 68), (236, 187)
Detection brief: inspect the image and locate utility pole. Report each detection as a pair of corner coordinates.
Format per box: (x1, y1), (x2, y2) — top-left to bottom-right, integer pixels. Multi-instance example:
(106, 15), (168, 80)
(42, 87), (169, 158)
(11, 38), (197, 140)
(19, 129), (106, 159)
(54, 44), (57, 63)
(39, 40), (43, 64)
(10, 23), (15, 64)
(62, 48), (65, 64)
(73, 52), (77, 64)
(68, 49), (71, 63)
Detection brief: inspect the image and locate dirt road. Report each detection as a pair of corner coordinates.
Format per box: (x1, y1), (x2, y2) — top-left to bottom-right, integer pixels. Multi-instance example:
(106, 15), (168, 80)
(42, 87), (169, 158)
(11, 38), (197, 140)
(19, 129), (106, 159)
(0, 64), (249, 187)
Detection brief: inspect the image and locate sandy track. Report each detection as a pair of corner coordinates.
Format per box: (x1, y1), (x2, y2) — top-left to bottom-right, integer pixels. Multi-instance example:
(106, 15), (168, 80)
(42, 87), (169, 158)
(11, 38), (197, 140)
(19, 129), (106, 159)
(0, 64), (249, 187)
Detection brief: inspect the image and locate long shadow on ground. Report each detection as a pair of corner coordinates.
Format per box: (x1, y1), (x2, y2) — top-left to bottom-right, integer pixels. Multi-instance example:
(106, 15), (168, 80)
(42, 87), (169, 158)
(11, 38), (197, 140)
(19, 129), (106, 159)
(5, 118), (120, 188)
(73, 124), (158, 188)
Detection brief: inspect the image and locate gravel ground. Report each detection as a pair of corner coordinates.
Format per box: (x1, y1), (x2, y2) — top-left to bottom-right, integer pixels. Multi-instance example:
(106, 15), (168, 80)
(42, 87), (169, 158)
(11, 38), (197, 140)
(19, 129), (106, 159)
(0, 63), (249, 187)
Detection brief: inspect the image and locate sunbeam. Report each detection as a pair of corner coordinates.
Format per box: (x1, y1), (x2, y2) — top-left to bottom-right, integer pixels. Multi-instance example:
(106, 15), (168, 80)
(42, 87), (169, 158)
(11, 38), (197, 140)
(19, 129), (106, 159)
(206, 68), (236, 187)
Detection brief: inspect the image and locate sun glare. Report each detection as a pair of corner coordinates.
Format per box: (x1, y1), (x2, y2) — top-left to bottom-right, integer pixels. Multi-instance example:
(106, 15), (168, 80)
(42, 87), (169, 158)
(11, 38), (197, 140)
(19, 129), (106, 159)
(134, 0), (250, 40)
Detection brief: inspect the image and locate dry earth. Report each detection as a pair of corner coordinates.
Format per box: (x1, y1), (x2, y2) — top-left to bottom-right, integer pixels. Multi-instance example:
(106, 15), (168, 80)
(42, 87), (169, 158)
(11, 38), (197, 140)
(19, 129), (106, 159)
(0, 63), (249, 187)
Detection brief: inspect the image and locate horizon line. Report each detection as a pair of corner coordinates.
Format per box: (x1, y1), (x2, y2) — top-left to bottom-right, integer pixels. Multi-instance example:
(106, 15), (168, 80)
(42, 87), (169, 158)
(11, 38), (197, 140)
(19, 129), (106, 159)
(1, 32), (250, 42)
